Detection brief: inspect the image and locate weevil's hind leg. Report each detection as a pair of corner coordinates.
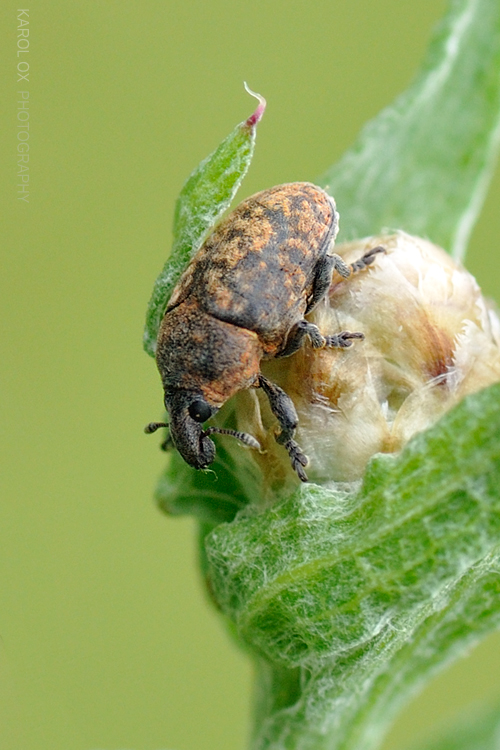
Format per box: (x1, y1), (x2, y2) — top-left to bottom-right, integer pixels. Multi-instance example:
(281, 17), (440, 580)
(258, 374), (308, 481)
(350, 245), (386, 274)
(305, 253), (351, 314)
(304, 246), (385, 322)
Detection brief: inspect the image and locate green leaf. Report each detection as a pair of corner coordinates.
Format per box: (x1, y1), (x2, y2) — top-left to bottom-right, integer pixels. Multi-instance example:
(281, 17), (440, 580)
(143, 86), (266, 357)
(147, 1), (500, 749)
(156, 437), (263, 524)
(319, 0), (500, 260)
(155, 397), (266, 523)
(205, 382), (500, 750)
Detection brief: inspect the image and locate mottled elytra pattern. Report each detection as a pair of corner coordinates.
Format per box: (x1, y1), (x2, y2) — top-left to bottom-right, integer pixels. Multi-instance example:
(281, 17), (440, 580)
(167, 183), (338, 354)
(149, 182), (383, 480)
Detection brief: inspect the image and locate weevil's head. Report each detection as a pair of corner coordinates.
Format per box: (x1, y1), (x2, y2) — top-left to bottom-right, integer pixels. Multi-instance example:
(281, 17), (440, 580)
(149, 301), (264, 469)
(145, 389), (262, 470)
(165, 391), (218, 470)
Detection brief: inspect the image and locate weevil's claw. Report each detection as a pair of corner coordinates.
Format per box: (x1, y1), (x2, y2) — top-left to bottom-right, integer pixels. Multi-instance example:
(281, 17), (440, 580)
(284, 439), (309, 482)
(365, 245), (386, 262)
(324, 330), (365, 348)
(350, 245), (386, 273)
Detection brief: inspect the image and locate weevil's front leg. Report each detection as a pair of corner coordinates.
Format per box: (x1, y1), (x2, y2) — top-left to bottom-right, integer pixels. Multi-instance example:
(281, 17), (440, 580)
(258, 374), (308, 482)
(160, 432), (174, 452)
(144, 421), (173, 452)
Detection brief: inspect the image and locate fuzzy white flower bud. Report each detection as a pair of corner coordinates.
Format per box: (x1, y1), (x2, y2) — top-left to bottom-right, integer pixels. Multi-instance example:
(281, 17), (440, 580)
(235, 232), (500, 485)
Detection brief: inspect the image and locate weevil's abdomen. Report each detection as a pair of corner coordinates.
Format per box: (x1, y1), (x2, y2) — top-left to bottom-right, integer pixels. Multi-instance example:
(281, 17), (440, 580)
(167, 183), (338, 352)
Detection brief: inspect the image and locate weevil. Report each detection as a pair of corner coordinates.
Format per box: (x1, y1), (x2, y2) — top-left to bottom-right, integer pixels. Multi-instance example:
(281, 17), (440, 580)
(146, 182), (384, 481)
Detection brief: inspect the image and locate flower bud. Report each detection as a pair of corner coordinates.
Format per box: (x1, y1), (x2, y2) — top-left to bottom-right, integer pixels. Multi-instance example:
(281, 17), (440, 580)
(234, 231), (500, 485)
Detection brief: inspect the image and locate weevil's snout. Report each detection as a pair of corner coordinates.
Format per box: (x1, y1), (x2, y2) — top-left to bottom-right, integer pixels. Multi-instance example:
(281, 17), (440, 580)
(163, 391), (262, 470)
(166, 393), (217, 470)
(170, 413), (217, 470)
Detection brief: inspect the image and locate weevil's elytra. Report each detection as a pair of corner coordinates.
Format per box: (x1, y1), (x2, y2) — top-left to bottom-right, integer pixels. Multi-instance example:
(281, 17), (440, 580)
(168, 184), (339, 354)
(146, 182), (385, 481)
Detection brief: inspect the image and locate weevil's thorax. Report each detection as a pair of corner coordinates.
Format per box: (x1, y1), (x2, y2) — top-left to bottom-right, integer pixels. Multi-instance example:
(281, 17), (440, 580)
(156, 299), (263, 408)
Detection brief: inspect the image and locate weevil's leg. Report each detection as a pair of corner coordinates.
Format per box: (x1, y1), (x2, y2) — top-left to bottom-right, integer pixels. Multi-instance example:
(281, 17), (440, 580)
(258, 374), (308, 482)
(304, 247), (385, 321)
(278, 320), (365, 358)
(299, 321), (365, 349)
(160, 431), (174, 452)
(323, 329), (365, 348)
(276, 321), (310, 358)
(350, 245), (386, 274)
(305, 253), (351, 314)
(144, 421), (173, 451)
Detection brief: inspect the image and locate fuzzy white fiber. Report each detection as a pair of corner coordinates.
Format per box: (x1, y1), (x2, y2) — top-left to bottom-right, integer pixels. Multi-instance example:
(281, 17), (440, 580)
(238, 232), (500, 485)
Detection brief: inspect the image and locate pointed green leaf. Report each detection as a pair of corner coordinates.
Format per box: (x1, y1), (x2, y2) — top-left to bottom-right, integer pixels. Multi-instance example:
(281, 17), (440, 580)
(319, 0), (500, 260)
(143, 86), (266, 357)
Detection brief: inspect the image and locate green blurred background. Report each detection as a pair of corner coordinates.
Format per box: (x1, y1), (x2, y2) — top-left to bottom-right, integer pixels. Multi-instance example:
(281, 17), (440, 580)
(2, 1), (500, 749)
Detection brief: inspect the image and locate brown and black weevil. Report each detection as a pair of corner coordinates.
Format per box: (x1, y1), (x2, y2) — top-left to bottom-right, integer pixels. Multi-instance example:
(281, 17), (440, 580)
(146, 182), (384, 481)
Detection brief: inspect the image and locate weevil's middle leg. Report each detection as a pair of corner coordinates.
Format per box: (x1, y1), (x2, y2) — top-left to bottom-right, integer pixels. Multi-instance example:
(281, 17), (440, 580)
(278, 244), (385, 356)
(278, 320), (365, 358)
(258, 374), (308, 481)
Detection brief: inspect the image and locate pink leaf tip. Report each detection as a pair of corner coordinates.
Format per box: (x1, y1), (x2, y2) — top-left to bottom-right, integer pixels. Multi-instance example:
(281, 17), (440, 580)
(243, 82), (266, 128)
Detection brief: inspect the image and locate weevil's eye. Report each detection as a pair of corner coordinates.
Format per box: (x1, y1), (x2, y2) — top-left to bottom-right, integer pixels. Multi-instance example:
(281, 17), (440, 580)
(188, 399), (212, 423)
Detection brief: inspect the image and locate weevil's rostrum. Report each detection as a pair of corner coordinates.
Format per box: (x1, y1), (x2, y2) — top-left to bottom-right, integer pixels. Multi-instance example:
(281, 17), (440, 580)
(146, 182), (385, 481)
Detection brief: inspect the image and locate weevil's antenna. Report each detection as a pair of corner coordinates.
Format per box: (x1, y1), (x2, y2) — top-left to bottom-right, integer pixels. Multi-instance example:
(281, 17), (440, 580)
(144, 422), (168, 434)
(202, 426), (261, 451)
